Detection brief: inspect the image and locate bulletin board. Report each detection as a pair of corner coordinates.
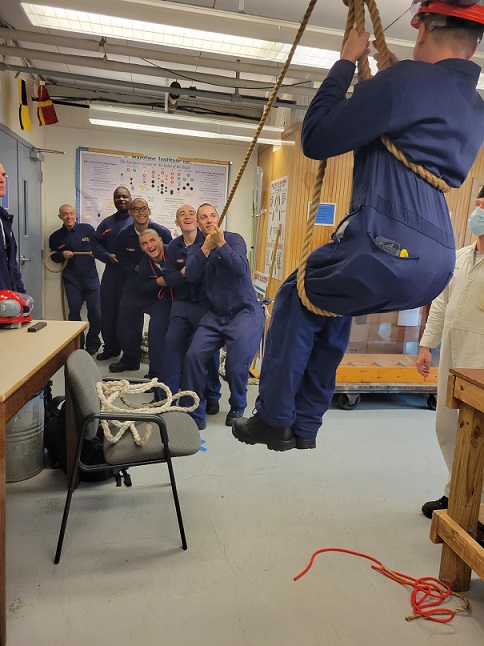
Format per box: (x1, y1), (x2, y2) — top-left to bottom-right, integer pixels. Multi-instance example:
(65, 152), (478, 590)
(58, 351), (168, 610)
(76, 147), (230, 234)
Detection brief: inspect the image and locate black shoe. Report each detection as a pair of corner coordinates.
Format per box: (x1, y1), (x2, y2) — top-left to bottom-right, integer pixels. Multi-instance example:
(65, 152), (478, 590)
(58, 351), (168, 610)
(109, 360), (140, 373)
(86, 347), (99, 356)
(225, 409), (244, 426)
(206, 399), (220, 415)
(232, 413), (296, 451)
(97, 350), (119, 361)
(421, 495), (448, 519)
(295, 437), (316, 450)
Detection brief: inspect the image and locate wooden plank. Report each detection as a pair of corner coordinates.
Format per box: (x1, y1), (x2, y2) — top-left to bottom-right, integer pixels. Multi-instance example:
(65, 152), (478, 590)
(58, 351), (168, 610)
(446, 374), (460, 409)
(436, 403), (484, 590)
(336, 366), (436, 384)
(451, 375), (484, 414)
(433, 512), (484, 587)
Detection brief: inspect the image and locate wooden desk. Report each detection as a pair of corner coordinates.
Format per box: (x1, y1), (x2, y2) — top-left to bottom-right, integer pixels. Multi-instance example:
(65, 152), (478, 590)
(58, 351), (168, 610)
(0, 320), (86, 645)
(430, 368), (484, 591)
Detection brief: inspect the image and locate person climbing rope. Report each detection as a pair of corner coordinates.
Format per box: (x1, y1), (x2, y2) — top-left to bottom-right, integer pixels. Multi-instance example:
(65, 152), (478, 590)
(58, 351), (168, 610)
(233, 1), (484, 451)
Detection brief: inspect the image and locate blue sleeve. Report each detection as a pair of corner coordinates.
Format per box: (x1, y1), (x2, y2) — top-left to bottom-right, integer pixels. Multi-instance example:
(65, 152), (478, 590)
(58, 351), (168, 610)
(113, 229), (137, 275)
(163, 243), (186, 288)
(160, 226), (172, 244)
(93, 222), (110, 263)
(136, 257), (161, 294)
(184, 245), (208, 283)
(48, 231), (65, 265)
(215, 234), (249, 277)
(301, 59), (394, 159)
(12, 258), (25, 293)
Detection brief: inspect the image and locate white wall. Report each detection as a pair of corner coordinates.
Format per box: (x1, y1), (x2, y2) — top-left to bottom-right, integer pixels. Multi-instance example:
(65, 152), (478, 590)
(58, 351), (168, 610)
(37, 104), (257, 319)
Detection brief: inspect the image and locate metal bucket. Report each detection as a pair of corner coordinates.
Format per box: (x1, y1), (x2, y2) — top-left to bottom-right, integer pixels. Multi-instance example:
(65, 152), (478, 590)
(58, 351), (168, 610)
(6, 391), (45, 482)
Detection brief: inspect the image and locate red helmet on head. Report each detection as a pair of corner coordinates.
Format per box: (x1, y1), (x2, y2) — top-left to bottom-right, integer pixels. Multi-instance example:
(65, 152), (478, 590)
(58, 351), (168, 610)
(411, 1), (484, 28)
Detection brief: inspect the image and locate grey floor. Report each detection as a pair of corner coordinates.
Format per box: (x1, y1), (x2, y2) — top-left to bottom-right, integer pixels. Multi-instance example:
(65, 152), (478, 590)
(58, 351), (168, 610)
(6, 362), (484, 646)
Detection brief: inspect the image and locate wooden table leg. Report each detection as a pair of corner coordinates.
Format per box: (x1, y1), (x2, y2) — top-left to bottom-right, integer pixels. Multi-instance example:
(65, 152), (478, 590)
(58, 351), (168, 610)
(0, 407), (7, 646)
(438, 403), (484, 590)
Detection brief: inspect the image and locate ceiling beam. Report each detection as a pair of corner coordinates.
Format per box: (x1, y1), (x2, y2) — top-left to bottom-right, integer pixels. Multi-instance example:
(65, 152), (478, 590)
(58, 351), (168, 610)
(0, 45), (317, 97)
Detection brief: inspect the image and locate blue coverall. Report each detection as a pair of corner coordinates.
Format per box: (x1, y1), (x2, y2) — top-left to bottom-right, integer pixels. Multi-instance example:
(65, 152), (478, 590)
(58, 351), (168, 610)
(162, 230), (221, 400)
(136, 250), (172, 380)
(113, 221), (172, 369)
(181, 231), (264, 426)
(93, 211), (131, 356)
(256, 57), (484, 442)
(0, 206), (25, 293)
(49, 222), (101, 352)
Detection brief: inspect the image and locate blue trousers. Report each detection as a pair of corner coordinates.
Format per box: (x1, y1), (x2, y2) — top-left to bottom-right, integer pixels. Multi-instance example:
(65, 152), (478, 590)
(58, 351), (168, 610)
(117, 287), (144, 367)
(100, 264), (125, 355)
(255, 207), (455, 439)
(161, 301), (221, 399)
(256, 275), (351, 440)
(145, 298), (172, 379)
(182, 307), (264, 426)
(64, 277), (101, 352)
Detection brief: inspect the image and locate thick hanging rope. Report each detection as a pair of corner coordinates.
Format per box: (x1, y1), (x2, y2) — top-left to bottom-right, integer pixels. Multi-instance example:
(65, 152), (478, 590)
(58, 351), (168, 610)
(294, 547), (470, 623)
(44, 250), (93, 320)
(217, 0), (320, 226)
(96, 379), (200, 446)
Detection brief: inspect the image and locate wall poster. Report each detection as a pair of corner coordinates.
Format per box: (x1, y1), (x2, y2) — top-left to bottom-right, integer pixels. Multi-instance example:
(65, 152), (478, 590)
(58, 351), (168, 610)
(264, 176), (288, 281)
(76, 148), (230, 236)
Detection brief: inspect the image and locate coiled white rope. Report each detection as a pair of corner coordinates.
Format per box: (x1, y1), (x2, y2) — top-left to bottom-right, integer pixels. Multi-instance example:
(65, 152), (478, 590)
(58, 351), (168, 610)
(96, 379), (200, 446)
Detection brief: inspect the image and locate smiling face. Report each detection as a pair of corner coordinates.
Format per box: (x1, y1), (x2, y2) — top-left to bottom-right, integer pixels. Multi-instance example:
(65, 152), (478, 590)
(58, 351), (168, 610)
(113, 186), (131, 214)
(139, 229), (163, 262)
(58, 204), (77, 229)
(197, 204), (219, 235)
(129, 199), (151, 229)
(175, 204), (197, 233)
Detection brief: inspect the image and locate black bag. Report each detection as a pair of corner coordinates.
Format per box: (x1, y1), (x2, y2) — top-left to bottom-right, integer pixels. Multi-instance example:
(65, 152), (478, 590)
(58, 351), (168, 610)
(43, 382), (132, 486)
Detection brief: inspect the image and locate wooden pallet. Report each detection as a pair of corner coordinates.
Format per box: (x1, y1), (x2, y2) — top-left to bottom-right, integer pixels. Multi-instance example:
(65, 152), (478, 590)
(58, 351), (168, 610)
(336, 353), (438, 385)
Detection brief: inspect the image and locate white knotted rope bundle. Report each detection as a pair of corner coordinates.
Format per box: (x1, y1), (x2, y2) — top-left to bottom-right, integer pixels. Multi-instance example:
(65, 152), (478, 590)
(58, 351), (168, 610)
(96, 379), (200, 446)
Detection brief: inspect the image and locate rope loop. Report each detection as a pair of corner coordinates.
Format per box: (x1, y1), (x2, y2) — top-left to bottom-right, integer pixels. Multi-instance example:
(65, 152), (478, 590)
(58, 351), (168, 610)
(96, 379), (200, 446)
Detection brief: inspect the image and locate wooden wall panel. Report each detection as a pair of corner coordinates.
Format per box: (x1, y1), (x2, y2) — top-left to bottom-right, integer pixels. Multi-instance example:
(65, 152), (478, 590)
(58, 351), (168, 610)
(257, 125), (484, 298)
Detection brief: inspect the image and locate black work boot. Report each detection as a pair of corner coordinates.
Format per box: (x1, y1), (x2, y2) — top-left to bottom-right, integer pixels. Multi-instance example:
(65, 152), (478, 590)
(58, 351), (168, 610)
(232, 413), (296, 451)
(421, 495), (448, 519)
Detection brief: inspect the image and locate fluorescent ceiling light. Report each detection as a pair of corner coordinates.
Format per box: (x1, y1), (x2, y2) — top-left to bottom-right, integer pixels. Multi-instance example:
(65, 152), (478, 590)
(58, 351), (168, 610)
(88, 104), (285, 145)
(21, 3), (345, 70)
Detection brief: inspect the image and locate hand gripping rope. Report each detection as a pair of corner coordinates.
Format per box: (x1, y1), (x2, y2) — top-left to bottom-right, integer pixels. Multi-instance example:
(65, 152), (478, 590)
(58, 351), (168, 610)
(216, 0), (450, 318)
(44, 250), (93, 320)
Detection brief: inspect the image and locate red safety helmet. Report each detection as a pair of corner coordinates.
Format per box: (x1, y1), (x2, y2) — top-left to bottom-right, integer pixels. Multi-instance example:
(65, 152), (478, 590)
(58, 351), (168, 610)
(411, 1), (484, 28)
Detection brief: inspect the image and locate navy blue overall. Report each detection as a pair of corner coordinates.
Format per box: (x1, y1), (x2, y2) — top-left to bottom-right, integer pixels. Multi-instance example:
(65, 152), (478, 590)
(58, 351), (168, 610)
(136, 250), (172, 379)
(94, 211), (131, 356)
(113, 221), (172, 368)
(181, 232), (264, 426)
(49, 222), (101, 352)
(0, 207), (25, 293)
(256, 57), (484, 441)
(162, 230), (221, 400)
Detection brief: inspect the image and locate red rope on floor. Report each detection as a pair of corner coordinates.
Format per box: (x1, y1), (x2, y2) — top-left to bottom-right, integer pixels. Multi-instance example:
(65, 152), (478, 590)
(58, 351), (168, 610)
(294, 548), (469, 623)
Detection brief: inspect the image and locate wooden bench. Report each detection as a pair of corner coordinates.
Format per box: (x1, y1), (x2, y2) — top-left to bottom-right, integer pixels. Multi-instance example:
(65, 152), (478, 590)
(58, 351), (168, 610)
(429, 368), (484, 591)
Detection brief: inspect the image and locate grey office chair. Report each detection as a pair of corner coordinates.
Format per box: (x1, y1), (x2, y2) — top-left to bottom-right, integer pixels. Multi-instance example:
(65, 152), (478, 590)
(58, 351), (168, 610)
(54, 349), (200, 564)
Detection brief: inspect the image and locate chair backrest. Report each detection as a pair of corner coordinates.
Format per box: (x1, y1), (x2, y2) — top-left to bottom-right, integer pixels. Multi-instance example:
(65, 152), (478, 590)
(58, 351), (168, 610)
(65, 349), (103, 440)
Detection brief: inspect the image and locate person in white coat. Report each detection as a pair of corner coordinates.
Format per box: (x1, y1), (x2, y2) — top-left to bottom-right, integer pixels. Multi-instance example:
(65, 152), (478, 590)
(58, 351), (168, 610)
(417, 188), (484, 518)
